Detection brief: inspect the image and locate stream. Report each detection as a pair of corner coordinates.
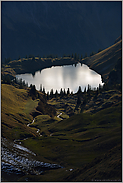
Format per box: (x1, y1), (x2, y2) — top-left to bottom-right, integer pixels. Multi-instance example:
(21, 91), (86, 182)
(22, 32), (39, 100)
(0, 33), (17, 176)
(27, 118), (42, 136)
(1, 137), (63, 181)
(57, 112), (63, 120)
(27, 112), (63, 137)
(1, 113), (68, 181)
(14, 112), (63, 145)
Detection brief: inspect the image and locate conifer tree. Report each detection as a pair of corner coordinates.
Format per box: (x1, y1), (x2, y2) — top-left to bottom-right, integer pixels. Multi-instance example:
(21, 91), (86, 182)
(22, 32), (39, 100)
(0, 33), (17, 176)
(40, 84), (42, 92)
(63, 89), (66, 96)
(50, 89), (54, 98)
(55, 90), (58, 99)
(84, 87), (86, 93)
(43, 87), (45, 94)
(67, 88), (70, 95)
(87, 84), (91, 93)
(47, 91), (50, 100)
(77, 86), (82, 94)
(60, 88), (63, 97)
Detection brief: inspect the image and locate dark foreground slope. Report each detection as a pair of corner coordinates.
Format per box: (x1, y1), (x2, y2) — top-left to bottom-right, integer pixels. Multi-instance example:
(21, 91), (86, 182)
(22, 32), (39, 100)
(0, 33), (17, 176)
(13, 101), (122, 181)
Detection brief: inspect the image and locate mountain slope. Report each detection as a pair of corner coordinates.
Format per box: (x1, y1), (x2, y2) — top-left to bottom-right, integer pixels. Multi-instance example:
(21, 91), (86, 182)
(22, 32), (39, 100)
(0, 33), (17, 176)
(1, 1), (121, 61)
(1, 84), (56, 140)
(2, 37), (122, 87)
(18, 101), (121, 181)
(82, 39), (122, 83)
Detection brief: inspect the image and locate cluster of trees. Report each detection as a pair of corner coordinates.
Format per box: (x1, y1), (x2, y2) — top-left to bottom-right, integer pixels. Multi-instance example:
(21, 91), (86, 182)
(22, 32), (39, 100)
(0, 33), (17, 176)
(63, 48), (102, 61)
(2, 74), (29, 89)
(3, 47), (103, 64)
(2, 74), (11, 84)
(39, 83), (106, 104)
(13, 77), (28, 89)
(3, 45), (103, 65)
(39, 84), (72, 100)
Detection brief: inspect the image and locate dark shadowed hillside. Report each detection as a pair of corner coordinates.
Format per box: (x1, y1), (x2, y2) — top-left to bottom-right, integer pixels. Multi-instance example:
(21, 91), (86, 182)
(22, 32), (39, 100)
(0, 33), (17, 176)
(1, 1), (121, 61)
(82, 38), (122, 83)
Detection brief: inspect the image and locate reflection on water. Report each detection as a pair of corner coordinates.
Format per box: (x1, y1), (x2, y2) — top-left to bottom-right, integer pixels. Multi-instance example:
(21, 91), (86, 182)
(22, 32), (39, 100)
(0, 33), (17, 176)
(16, 63), (103, 93)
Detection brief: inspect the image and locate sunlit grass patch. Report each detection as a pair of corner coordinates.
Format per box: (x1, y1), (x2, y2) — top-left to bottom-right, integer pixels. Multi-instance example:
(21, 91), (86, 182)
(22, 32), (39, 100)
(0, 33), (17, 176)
(24, 99), (39, 116)
(1, 84), (38, 140)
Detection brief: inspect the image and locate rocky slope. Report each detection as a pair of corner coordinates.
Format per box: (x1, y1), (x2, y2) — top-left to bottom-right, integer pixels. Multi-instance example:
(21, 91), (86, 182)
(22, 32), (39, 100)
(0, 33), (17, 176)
(1, 137), (63, 182)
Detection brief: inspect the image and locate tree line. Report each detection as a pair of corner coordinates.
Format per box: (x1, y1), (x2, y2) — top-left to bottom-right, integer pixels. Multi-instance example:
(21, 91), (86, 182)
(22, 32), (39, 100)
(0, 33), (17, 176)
(3, 48), (103, 64)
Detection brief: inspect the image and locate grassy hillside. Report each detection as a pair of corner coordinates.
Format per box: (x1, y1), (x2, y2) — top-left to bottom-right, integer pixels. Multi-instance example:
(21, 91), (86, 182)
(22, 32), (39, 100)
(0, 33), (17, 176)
(18, 101), (121, 181)
(1, 82), (122, 181)
(2, 84), (36, 140)
(1, 84), (56, 141)
(82, 39), (122, 83)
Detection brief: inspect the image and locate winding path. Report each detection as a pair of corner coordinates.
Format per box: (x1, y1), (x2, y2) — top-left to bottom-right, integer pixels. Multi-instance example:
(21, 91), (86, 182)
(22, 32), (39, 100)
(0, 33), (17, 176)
(27, 118), (42, 136)
(25, 112), (63, 139)
(57, 112), (63, 120)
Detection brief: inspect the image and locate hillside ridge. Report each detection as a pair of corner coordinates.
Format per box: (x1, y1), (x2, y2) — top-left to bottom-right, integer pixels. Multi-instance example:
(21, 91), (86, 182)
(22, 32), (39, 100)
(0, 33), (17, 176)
(2, 38), (122, 86)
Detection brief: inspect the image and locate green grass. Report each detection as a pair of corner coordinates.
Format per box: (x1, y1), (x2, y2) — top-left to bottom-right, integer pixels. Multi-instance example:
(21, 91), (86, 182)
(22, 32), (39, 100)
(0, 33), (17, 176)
(1, 84), (121, 181)
(1, 84), (39, 140)
(24, 98), (39, 117)
(22, 101), (121, 171)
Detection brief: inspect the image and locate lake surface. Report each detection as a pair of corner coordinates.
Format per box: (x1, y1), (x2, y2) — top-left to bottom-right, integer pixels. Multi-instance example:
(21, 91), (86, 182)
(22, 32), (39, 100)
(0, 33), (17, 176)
(16, 63), (103, 93)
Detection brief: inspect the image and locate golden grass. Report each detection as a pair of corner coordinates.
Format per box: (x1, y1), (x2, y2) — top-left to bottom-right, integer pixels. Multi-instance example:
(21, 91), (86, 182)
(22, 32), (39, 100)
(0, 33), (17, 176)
(83, 39), (122, 82)
(1, 84), (39, 139)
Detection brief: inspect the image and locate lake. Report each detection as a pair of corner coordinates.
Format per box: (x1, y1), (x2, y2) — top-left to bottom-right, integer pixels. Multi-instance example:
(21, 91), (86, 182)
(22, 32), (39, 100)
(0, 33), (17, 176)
(16, 63), (104, 93)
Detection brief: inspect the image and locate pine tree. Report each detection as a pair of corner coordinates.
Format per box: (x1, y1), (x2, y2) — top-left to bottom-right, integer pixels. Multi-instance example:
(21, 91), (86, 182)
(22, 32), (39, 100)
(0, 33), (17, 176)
(47, 92), (50, 100)
(84, 87), (86, 93)
(30, 84), (32, 88)
(60, 88), (63, 97)
(55, 90), (58, 99)
(50, 89), (54, 98)
(43, 87), (45, 94)
(67, 88), (70, 95)
(63, 89), (66, 96)
(40, 84), (42, 92)
(77, 86), (82, 94)
(87, 84), (91, 93)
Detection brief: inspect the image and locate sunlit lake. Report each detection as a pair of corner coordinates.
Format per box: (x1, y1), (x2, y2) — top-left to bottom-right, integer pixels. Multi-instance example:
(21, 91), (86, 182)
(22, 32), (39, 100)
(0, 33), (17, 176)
(16, 63), (104, 93)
